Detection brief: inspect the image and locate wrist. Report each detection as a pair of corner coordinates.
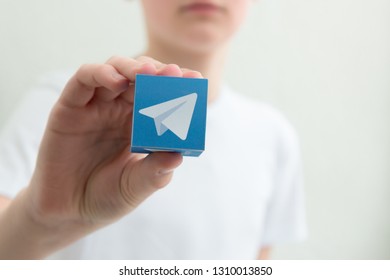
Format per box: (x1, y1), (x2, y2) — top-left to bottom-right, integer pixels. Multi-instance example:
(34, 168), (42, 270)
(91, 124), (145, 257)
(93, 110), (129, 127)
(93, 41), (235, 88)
(0, 189), (88, 259)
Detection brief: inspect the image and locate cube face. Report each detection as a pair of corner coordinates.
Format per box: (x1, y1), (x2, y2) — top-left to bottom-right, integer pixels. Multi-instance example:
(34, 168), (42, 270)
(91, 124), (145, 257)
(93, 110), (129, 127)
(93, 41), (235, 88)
(131, 74), (208, 157)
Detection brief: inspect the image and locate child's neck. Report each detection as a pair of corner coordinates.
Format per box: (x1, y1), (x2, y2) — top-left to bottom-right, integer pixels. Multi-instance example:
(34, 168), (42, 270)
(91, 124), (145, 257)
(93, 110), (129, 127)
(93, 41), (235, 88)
(143, 42), (227, 104)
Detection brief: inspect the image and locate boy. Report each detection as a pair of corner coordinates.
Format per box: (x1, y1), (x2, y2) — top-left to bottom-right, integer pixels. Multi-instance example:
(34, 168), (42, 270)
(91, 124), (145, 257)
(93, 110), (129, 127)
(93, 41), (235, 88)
(0, 0), (306, 259)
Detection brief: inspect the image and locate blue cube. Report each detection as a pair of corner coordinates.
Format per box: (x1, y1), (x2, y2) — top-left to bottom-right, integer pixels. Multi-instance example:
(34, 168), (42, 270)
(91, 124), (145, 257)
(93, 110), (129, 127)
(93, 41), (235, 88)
(131, 74), (208, 157)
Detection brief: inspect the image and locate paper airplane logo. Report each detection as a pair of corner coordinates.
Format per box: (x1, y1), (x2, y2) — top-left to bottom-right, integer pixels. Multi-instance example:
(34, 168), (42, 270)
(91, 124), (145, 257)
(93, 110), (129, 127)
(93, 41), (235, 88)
(139, 93), (198, 140)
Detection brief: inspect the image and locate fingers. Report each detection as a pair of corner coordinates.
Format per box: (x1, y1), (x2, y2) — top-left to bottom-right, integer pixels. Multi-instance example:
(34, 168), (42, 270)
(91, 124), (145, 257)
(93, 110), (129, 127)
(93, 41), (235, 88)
(60, 64), (130, 107)
(106, 56), (158, 82)
(157, 64), (202, 78)
(107, 56), (202, 81)
(182, 69), (203, 78)
(158, 64), (183, 77)
(60, 55), (204, 108)
(136, 56), (164, 70)
(120, 153), (183, 208)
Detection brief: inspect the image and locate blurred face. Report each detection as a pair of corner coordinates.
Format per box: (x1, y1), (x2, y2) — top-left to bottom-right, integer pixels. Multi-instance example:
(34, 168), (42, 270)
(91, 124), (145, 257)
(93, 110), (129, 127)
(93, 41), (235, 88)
(141, 0), (251, 54)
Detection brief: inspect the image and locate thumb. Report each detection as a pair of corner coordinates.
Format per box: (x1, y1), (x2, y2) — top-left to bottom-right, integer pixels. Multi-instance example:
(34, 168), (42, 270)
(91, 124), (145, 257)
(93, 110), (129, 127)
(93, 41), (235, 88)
(120, 152), (183, 209)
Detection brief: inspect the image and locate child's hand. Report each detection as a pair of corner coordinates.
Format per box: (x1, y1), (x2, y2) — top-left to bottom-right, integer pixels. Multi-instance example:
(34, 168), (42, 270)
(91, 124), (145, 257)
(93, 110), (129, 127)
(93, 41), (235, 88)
(15, 56), (201, 257)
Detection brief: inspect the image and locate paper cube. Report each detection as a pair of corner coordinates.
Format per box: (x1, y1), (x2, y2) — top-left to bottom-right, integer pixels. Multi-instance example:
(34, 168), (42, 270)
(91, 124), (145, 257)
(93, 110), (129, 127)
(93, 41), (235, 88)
(131, 74), (208, 157)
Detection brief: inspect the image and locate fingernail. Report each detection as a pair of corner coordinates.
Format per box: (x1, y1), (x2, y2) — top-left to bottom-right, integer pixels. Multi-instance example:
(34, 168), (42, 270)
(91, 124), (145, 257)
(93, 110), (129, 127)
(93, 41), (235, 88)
(157, 168), (175, 175)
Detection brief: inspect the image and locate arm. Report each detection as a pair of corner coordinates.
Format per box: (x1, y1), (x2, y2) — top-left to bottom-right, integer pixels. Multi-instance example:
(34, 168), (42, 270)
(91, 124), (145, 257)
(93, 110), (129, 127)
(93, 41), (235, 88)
(0, 56), (202, 259)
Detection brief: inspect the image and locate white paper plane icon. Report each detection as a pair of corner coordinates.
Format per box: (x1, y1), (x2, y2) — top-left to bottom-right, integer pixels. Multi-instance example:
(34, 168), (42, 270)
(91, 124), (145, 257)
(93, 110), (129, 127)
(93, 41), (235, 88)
(139, 93), (198, 140)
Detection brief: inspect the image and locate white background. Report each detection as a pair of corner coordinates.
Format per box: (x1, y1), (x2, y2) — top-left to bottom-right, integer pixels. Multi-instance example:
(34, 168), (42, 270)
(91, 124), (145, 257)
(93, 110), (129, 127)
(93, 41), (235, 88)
(0, 0), (389, 259)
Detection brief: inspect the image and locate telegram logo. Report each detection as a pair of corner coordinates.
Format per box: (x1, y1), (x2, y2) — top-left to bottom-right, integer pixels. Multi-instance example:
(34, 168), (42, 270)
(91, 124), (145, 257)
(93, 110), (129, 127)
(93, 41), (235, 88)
(139, 93), (197, 140)
(131, 75), (208, 157)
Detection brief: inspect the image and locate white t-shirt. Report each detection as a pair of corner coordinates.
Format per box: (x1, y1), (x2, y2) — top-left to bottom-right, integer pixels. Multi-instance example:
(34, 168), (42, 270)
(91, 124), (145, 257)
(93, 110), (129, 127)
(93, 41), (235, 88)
(0, 72), (307, 259)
